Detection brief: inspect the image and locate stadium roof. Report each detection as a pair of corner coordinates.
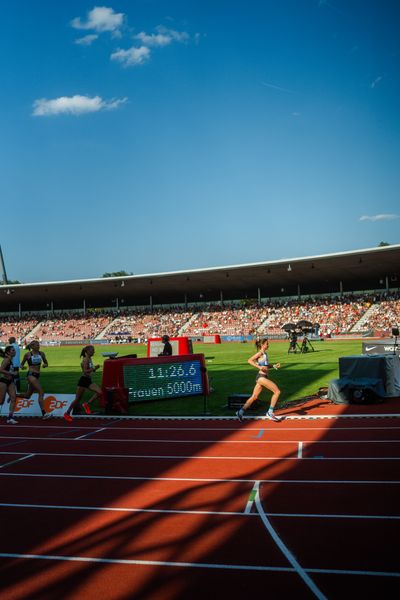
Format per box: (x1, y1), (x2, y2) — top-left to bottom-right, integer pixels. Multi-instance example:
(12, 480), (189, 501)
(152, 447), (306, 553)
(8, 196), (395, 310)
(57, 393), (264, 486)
(1, 245), (399, 312)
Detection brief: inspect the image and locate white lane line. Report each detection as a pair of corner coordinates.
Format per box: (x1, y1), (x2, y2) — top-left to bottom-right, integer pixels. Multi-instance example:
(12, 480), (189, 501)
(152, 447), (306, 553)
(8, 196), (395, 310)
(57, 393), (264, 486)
(2, 413), (399, 420)
(1, 502), (398, 521)
(1, 472), (399, 485)
(307, 567), (400, 577)
(254, 482), (327, 600)
(0, 454), (35, 469)
(0, 552), (398, 577)
(1, 435), (399, 444)
(2, 424), (400, 431)
(298, 442), (303, 459)
(1, 450), (400, 461)
(0, 502), (251, 517)
(0, 552), (290, 572)
(260, 512), (400, 520)
(281, 414), (400, 420)
(244, 481), (259, 514)
(75, 428), (106, 440)
(0, 452), (301, 461)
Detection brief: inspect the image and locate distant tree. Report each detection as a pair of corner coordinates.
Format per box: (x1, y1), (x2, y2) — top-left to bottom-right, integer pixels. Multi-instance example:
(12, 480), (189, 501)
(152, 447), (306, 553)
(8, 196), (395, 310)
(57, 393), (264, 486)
(378, 241), (390, 247)
(102, 270), (133, 278)
(1, 279), (21, 284)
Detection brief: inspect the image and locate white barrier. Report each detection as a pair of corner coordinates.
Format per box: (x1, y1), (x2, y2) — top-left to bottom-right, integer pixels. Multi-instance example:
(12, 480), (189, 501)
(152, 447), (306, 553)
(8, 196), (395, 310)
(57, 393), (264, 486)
(0, 393), (75, 418)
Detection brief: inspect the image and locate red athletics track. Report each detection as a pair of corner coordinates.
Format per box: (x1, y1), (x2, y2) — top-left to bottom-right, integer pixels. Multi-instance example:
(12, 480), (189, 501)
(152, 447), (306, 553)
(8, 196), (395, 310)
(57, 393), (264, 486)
(0, 404), (399, 599)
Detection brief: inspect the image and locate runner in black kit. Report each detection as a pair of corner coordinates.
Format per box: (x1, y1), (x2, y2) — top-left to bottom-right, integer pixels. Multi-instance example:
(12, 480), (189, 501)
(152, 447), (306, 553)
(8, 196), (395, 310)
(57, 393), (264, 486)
(20, 340), (51, 419)
(0, 346), (18, 424)
(64, 345), (102, 422)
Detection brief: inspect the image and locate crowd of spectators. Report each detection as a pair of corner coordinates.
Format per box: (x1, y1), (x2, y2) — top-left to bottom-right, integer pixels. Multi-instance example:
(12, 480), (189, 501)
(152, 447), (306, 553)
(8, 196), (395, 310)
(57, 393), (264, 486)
(107, 307), (193, 341)
(263, 296), (373, 336)
(357, 296), (400, 334)
(0, 315), (39, 343)
(0, 292), (399, 344)
(183, 303), (270, 337)
(32, 312), (113, 341)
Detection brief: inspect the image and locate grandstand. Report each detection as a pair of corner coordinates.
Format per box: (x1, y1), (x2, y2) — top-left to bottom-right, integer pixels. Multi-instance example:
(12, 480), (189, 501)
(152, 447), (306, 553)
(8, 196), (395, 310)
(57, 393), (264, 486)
(0, 245), (399, 343)
(1, 295), (399, 346)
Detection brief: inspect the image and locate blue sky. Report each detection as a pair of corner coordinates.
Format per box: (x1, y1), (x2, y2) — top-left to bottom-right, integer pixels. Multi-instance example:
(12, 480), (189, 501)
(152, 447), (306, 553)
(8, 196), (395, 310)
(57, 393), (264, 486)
(1, 0), (399, 283)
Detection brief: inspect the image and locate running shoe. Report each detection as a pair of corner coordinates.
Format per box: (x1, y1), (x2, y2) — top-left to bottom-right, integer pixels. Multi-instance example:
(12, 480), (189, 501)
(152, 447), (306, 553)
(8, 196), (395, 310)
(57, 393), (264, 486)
(236, 410), (244, 422)
(63, 413), (73, 423)
(266, 412), (282, 422)
(7, 417), (18, 424)
(82, 402), (91, 415)
(42, 412), (52, 420)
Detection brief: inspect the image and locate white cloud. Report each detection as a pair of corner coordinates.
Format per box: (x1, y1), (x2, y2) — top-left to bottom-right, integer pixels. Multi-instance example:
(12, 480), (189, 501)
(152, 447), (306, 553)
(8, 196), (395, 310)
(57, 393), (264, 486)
(32, 95), (127, 116)
(370, 75), (383, 89)
(134, 31), (172, 47)
(74, 34), (99, 46)
(133, 25), (190, 48)
(71, 6), (124, 33)
(110, 45), (150, 67)
(360, 214), (399, 222)
(156, 25), (189, 43)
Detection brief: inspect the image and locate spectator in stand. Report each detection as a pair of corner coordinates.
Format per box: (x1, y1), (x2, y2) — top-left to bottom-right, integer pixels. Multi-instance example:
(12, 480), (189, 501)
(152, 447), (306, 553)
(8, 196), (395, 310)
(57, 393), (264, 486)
(64, 345), (102, 422)
(20, 341), (51, 419)
(0, 345), (18, 424)
(8, 336), (21, 392)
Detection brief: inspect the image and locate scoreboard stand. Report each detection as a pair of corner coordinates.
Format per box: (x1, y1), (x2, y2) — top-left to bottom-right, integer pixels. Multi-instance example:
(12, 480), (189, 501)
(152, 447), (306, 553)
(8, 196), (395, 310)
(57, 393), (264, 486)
(102, 353), (210, 414)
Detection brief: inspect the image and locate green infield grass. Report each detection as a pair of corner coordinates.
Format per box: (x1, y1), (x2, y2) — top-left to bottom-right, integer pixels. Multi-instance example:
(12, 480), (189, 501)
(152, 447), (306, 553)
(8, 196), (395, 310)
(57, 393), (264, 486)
(19, 339), (363, 416)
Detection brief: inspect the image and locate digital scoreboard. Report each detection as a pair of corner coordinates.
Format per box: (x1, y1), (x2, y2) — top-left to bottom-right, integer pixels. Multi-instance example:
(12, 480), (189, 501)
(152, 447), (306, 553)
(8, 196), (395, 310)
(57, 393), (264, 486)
(124, 359), (204, 402)
(102, 353), (209, 407)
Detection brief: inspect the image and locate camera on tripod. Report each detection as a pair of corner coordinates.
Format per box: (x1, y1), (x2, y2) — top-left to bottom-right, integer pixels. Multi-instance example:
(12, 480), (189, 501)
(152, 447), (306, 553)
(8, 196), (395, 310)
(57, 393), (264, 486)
(283, 320), (316, 354)
(282, 323), (301, 353)
(297, 320), (316, 353)
(299, 329), (315, 353)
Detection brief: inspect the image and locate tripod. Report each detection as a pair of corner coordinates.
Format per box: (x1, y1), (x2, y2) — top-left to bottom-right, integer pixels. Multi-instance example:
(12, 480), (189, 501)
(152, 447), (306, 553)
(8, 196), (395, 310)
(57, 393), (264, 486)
(300, 335), (315, 353)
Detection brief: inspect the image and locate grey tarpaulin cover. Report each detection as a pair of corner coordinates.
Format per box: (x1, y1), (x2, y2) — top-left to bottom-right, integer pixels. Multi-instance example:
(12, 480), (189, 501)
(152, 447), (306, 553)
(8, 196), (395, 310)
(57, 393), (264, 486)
(328, 377), (386, 404)
(328, 354), (400, 403)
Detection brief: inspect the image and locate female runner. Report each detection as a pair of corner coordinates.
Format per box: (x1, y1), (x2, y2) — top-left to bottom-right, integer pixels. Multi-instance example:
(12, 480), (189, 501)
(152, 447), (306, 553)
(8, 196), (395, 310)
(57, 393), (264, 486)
(64, 345), (102, 422)
(0, 345), (18, 424)
(236, 338), (282, 422)
(20, 340), (51, 419)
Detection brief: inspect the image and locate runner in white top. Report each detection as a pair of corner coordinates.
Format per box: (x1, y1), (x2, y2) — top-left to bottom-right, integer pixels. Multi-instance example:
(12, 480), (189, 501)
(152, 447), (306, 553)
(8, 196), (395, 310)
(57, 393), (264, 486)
(236, 338), (282, 422)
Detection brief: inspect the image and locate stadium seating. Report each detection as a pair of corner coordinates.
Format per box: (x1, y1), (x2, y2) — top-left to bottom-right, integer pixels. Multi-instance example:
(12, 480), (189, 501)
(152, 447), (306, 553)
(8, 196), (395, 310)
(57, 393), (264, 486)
(1, 293), (399, 344)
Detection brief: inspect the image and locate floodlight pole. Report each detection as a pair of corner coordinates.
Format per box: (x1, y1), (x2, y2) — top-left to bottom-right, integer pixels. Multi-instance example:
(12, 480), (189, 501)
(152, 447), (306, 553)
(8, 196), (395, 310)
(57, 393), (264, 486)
(0, 245), (8, 284)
